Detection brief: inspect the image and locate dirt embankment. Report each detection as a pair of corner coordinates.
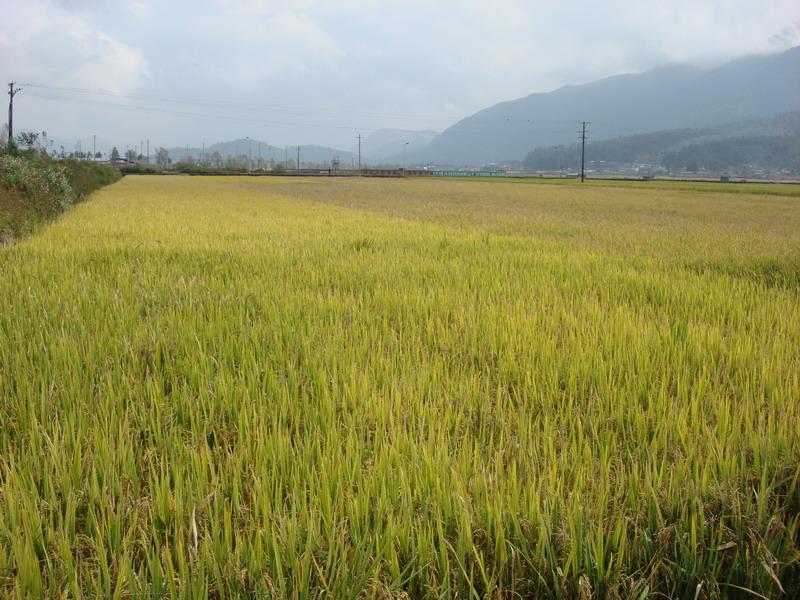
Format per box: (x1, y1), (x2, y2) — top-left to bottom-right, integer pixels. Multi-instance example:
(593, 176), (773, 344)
(0, 155), (121, 244)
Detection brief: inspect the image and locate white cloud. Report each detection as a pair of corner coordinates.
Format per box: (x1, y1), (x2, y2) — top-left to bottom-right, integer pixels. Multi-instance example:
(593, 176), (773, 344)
(2, 0), (799, 148)
(189, 7), (342, 90)
(129, 1), (149, 15)
(0, 0), (149, 94)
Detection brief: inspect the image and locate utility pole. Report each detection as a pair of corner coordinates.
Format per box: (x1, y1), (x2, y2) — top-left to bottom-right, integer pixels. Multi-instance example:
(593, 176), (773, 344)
(93, 134), (96, 160)
(202, 141), (205, 165)
(146, 139), (150, 164)
(357, 134), (362, 174)
(579, 121), (589, 183)
(7, 82), (21, 148)
(297, 146), (300, 172)
(284, 145), (288, 168)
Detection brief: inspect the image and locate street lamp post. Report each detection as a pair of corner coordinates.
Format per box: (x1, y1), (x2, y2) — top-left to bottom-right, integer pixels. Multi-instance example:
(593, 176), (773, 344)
(401, 141), (409, 174)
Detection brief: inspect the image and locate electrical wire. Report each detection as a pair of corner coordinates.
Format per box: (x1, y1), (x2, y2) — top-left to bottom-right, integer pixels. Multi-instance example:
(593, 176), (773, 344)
(22, 90), (581, 136)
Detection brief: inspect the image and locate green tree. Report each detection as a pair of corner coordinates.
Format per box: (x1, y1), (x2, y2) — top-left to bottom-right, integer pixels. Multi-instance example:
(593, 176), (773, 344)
(156, 147), (169, 167)
(16, 132), (39, 152)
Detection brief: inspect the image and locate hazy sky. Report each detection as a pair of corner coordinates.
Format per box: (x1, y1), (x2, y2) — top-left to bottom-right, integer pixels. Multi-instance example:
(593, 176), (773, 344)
(2, 0), (799, 154)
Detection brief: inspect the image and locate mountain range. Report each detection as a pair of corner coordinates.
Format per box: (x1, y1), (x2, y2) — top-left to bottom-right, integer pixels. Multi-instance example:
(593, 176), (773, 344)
(363, 129), (439, 163)
(420, 45), (800, 165)
(164, 140), (358, 166)
(163, 130), (440, 166)
(143, 46), (800, 169)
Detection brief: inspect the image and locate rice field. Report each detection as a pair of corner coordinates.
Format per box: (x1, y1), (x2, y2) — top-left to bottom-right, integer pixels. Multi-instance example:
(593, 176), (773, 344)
(1, 175), (799, 598)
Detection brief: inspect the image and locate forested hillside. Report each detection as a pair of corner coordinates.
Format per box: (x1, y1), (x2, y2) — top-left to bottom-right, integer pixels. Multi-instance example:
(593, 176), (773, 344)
(523, 112), (800, 173)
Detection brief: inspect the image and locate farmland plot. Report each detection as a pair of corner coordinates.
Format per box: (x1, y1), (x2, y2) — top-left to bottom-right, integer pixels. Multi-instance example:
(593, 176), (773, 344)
(1, 175), (799, 598)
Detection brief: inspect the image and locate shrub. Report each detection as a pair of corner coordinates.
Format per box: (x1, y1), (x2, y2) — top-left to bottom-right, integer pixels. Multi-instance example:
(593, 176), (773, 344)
(0, 156), (121, 241)
(120, 165), (162, 175)
(176, 164), (249, 175)
(60, 160), (121, 199)
(0, 154), (73, 218)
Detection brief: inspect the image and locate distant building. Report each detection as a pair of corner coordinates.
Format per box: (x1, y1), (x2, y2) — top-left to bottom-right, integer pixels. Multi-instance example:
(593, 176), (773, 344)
(100, 157), (138, 169)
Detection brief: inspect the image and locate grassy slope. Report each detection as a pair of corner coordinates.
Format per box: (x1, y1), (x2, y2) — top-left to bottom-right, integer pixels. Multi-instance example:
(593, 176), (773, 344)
(0, 158), (121, 242)
(63, 160), (122, 200)
(0, 176), (798, 598)
(0, 184), (37, 242)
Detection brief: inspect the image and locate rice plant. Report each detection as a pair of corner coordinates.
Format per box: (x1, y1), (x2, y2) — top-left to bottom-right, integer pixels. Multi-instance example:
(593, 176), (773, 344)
(1, 175), (798, 598)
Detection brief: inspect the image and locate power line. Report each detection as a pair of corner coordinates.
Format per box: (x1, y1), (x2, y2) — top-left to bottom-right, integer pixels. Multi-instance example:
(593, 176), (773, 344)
(13, 83), (621, 172)
(21, 91), (381, 133)
(17, 82), (459, 124)
(23, 90), (582, 137)
(18, 82), (618, 131)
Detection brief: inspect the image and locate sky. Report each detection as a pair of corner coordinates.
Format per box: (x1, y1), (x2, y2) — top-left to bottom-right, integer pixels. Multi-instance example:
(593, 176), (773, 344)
(2, 0), (799, 155)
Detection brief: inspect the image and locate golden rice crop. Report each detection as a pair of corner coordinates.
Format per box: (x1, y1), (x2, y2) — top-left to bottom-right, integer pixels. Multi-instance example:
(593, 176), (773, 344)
(1, 175), (799, 598)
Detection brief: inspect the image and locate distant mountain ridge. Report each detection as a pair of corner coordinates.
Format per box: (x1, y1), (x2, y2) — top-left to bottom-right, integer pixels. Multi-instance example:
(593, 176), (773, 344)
(363, 129), (438, 162)
(422, 46), (800, 165)
(165, 139), (357, 165)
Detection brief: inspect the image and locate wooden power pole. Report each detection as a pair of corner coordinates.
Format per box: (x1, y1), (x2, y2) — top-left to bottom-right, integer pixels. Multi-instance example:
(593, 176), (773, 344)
(579, 121), (589, 183)
(7, 82), (21, 148)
